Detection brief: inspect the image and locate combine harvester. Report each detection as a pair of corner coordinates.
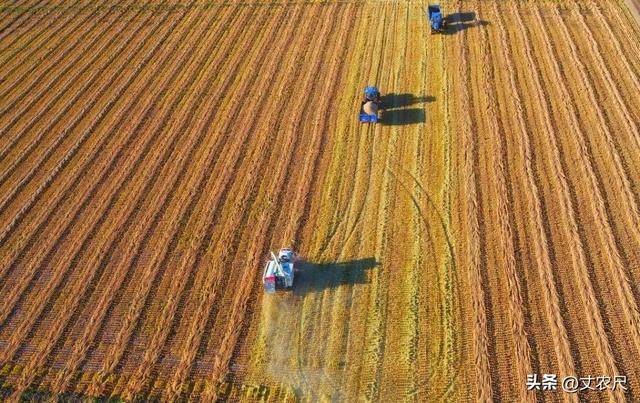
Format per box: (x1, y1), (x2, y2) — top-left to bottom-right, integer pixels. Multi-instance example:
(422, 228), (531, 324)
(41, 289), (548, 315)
(359, 86), (383, 123)
(427, 3), (446, 34)
(262, 248), (296, 293)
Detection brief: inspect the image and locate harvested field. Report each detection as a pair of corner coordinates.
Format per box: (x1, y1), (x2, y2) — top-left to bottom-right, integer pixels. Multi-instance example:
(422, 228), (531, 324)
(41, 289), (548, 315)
(0, 0), (639, 401)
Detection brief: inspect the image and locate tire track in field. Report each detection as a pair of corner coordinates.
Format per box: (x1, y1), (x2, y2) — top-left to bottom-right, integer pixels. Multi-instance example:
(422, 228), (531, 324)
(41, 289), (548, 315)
(0, 2), (144, 188)
(364, 6), (401, 399)
(0, 0), (148, 221)
(498, 1), (577, 388)
(290, 5), (384, 396)
(314, 0), (390, 258)
(0, 3), (212, 389)
(550, 2), (640, 362)
(454, 0), (491, 398)
(0, 0), (178, 309)
(312, 2), (392, 392)
(118, 4), (321, 400)
(335, 0), (395, 256)
(524, 5), (622, 399)
(333, 3), (392, 399)
(377, 5), (426, 399)
(38, 4), (246, 397)
(412, 11), (458, 395)
(78, 5), (285, 399)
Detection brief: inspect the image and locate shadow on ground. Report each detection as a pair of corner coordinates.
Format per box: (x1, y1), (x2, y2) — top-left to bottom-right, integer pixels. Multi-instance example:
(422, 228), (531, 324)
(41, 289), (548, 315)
(380, 93), (435, 108)
(381, 108), (426, 126)
(442, 11), (490, 34)
(293, 257), (379, 295)
(377, 93), (433, 125)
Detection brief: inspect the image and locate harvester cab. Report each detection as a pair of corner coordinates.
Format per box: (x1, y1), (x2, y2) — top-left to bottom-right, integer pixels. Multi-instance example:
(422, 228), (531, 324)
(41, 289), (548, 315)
(359, 86), (382, 123)
(427, 4), (446, 33)
(263, 248), (296, 293)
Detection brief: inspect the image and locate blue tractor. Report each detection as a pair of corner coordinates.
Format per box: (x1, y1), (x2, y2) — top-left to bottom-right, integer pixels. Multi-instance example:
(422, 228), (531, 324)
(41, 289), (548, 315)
(359, 86), (382, 123)
(427, 3), (446, 34)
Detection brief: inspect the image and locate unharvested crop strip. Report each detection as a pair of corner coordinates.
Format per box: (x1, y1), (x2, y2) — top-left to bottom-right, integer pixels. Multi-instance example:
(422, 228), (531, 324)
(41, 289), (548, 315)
(499, 1), (577, 388)
(526, 4), (621, 397)
(0, 0), (150, 216)
(79, 5), (291, 398)
(0, 0), (76, 48)
(166, 4), (357, 401)
(0, 2), (140, 174)
(113, 5), (297, 400)
(0, 0), (177, 286)
(550, 2), (640, 364)
(469, 2), (533, 398)
(1, 0), (225, 398)
(195, 6), (334, 398)
(455, 0), (492, 398)
(40, 4), (246, 397)
(3, 0), (195, 360)
(362, 5), (402, 400)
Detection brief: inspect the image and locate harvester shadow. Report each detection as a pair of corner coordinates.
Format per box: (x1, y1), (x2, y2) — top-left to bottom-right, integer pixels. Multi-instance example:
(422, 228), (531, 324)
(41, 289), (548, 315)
(443, 12), (490, 35)
(293, 257), (379, 295)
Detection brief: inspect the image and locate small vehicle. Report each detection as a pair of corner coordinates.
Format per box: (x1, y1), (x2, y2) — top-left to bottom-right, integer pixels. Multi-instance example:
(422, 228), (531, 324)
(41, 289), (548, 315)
(359, 86), (382, 123)
(262, 248), (296, 293)
(427, 4), (446, 33)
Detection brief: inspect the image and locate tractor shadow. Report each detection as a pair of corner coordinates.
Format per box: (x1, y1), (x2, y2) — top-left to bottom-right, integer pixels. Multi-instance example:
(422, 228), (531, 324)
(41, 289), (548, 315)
(442, 11), (490, 35)
(293, 257), (379, 295)
(379, 93), (434, 126)
(380, 93), (435, 108)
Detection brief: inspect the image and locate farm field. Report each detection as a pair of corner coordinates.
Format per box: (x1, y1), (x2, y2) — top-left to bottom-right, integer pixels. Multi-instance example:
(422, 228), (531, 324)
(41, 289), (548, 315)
(1, 0), (640, 401)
